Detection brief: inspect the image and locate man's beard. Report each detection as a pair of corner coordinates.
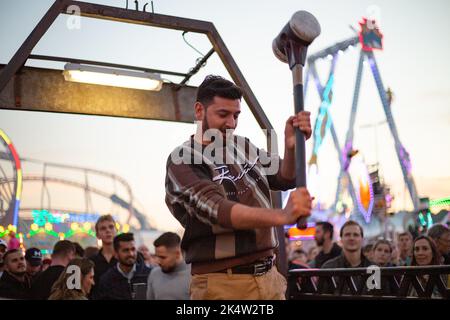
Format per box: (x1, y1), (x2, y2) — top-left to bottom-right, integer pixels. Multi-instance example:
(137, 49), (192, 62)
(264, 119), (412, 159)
(315, 237), (324, 246)
(121, 258), (136, 267)
(161, 265), (176, 273)
(202, 115), (233, 142)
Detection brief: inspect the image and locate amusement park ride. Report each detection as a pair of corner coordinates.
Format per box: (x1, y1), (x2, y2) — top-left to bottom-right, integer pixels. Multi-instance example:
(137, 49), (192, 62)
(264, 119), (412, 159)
(305, 18), (421, 224)
(286, 19), (449, 240)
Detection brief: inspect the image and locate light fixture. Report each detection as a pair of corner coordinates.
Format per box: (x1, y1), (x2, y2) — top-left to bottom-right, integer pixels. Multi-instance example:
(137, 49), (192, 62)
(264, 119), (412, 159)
(63, 63), (163, 91)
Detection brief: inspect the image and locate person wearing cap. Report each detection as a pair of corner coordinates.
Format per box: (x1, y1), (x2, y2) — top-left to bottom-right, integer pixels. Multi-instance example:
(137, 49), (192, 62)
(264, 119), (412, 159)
(25, 247), (43, 282)
(0, 238), (8, 279)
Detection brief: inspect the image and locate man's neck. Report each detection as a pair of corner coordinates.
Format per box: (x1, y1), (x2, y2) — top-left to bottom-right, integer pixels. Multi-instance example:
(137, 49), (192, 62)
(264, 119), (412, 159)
(322, 240), (334, 254)
(51, 257), (66, 267)
(8, 271), (25, 283)
(400, 250), (410, 260)
(343, 250), (362, 267)
(101, 244), (115, 262)
(119, 263), (133, 274)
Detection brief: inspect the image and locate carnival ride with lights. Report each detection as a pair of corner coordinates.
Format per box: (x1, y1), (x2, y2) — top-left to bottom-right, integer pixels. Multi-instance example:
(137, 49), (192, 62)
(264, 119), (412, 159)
(302, 18), (421, 226)
(0, 128), (156, 252)
(285, 18), (450, 240)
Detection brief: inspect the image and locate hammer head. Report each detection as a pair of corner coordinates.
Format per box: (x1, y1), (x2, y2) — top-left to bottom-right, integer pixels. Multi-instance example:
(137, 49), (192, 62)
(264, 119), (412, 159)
(273, 11), (321, 65)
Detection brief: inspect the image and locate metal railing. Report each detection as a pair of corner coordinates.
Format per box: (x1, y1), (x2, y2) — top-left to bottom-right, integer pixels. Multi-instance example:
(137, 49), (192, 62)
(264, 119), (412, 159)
(288, 265), (450, 299)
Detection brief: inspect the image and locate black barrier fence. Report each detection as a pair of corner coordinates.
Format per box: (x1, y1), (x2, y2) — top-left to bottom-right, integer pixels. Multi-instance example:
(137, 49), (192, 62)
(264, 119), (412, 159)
(288, 265), (450, 299)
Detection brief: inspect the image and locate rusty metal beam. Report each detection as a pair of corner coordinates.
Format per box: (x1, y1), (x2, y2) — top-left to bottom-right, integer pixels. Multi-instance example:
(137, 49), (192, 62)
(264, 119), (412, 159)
(0, 1), (274, 136)
(66, 1), (213, 33)
(206, 27), (275, 133)
(0, 0), (70, 92)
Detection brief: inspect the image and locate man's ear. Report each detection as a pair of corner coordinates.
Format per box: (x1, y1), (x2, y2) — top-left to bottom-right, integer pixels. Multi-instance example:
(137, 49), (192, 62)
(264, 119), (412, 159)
(173, 247), (180, 259)
(194, 102), (205, 121)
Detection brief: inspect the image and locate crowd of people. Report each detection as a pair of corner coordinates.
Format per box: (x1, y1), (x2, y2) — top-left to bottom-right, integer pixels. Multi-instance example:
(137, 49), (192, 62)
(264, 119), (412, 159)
(286, 220), (450, 297)
(0, 214), (448, 300)
(0, 214), (191, 300)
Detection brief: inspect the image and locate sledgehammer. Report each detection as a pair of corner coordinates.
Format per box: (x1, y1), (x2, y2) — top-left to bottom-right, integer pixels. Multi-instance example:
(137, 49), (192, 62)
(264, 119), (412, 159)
(273, 11), (321, 229)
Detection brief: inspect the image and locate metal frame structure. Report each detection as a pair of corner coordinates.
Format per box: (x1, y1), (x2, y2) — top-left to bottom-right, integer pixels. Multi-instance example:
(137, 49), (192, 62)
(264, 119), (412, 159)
(0, 0), (289, 272)
(0, 0), (274, 138)
(289, 265), (450, 299)
(305, 33), (420, 221)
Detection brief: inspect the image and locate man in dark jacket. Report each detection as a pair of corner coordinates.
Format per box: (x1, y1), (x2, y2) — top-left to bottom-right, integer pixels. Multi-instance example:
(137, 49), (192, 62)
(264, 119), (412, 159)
(0, 249), (31, 299)
(318, 220), (373, 295)
(31, 240), (75, 300)
(312, 221), (342, 268)
(95, 233), (151, 300)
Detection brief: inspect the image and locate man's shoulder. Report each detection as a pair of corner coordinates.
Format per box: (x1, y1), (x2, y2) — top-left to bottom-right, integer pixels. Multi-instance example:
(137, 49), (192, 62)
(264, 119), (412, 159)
(148, 266), (163, 279)
(331, 243), (343, 254)
(136, 262), (152, 275)
(321, 254), (344, 269)
(99, 265), (120, 284)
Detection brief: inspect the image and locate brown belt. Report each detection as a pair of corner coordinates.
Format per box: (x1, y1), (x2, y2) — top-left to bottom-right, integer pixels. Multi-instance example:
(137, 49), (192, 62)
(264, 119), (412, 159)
(216, 256), (275, 276)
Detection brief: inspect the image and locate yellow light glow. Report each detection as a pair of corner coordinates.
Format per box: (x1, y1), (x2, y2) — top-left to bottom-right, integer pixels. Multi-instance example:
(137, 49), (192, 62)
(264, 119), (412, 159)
(7, 224), (13, 231)
(30, 224), (39, 232)
(45, 223), (53, 231)
(71, 222), (79, 231)
(115, 222), (120, 231)
(0, 129), (11, 145)
(83, 222), (92, 230)
(63, 68), (163, 91)
(122, 224), (130, 233)
(16, 169), (23, 198)
(59, 232), (65, 240)
(0, 226), (4, 233)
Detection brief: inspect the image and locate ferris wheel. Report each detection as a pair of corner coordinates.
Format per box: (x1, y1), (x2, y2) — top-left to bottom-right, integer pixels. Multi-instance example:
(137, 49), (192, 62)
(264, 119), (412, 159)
(0, 128), (22, 229)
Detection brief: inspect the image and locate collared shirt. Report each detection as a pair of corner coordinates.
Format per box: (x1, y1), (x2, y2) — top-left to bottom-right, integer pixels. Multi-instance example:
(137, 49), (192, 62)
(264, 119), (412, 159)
(89, 249), (118, 284)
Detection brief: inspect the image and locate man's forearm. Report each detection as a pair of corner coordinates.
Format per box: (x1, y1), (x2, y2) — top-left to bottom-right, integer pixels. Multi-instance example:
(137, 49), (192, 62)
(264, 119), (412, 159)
(280, 144), (296, 181)
(229, 203), (286, 229)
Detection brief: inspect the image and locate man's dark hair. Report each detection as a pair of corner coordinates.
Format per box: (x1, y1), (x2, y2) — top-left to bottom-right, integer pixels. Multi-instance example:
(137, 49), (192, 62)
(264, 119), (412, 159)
(113, 233), (135, 251)
(316, 221), (334, 240)
(339, 220), (364, 238)
(154, 232), (181, 249)
(3, 249), (21, 263)
(53, 240), (75, 257)
(427, 224), (450, 241)
(196, 75), (243, 107)
(71, 241), (85, 257)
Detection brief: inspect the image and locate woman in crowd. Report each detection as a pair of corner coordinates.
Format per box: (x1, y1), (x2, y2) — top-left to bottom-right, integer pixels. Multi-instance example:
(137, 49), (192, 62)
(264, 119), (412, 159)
(48, 258), (95, 300)
(409, 235), (444, 298)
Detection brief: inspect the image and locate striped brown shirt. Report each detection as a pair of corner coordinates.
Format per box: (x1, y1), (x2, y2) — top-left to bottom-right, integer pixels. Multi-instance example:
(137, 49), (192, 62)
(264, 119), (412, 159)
(165, 135), (294, 273)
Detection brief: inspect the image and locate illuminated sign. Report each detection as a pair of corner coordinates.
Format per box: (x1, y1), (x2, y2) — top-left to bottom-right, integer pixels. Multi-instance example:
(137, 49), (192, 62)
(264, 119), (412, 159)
(358, 17), (383, 52)
(31, 210), (102, 226)
(285, 223), (316, 240)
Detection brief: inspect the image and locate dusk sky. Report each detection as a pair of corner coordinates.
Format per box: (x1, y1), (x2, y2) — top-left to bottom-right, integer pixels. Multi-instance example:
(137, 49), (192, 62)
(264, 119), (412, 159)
(1, 0), (449, 231)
